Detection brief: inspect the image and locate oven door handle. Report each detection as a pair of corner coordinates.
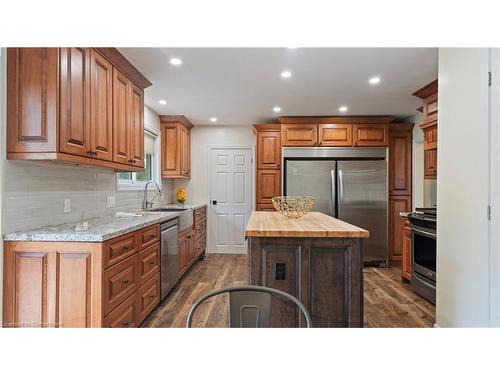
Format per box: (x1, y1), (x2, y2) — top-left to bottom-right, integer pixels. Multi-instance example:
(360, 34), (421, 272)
(412, 226), (436, 239)
(413, 273), (436, 290)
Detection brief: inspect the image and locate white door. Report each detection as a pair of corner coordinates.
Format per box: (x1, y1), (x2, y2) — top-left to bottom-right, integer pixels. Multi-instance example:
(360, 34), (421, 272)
(209, 148), (253, 254)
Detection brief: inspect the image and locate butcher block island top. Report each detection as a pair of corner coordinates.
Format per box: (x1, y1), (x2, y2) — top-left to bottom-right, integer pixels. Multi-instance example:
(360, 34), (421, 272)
(245, 211), (369, 238)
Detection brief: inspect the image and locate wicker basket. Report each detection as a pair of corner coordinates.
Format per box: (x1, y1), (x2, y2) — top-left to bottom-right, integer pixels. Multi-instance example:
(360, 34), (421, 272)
(271, 196), (315, 218)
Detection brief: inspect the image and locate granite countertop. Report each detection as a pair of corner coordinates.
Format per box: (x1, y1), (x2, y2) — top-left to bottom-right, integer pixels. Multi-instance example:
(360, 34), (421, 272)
(245, 211), (369, 238)
(162, 202), (207, 210)
(3, 202), (207, 243)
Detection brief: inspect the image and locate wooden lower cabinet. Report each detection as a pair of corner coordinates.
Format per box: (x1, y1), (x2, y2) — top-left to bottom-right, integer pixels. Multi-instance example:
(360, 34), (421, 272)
(248, 236), (363, 327)
(401, 218), (412, 281)
(3, 223), (162, 328)
(103, 293), (139, 328)
(136, 273), (161, 322)
(388, 195), (412, 263)
(179, 206), (207, 278)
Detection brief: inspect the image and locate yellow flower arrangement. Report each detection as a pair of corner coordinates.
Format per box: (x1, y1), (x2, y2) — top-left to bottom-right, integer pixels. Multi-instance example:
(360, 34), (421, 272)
(176, 186), (186, 204)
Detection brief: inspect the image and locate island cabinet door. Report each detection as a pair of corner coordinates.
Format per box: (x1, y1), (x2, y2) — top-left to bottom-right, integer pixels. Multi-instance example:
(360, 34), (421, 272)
(2, 242), (103, 328)
(248, 237), (363, 328)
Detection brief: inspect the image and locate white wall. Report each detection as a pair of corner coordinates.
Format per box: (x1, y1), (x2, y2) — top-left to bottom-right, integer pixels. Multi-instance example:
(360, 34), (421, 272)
(436, 48), (491, 327)
(173, 125), (256, 204)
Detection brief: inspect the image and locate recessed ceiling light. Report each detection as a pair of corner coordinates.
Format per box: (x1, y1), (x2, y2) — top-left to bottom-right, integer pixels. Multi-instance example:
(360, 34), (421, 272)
(273, 106), (281, 113)
(158, 100), (167, 105)
(281, 70), (292, 78)
(170, 57), (182, 66)
(369, 76), (381, 85)
(339, 106), (348, 112)
(210, 117), (217, 123)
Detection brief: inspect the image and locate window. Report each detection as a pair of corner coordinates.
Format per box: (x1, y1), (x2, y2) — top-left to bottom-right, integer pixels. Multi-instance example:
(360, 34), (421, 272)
(117, 130), (158, 190)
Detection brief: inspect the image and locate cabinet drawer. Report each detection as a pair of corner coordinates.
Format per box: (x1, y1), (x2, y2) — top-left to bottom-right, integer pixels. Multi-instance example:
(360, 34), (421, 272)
(139, 224), (160, 249)
(194, 217), (207, 239)
(137, 272), (160, 323)
(103, 232), (137, 269)
(194, 206), (206, 221)
(138, 242), (160, 285)
(194, 235), (206, 257)
(103, 254), (139, 316)
(103, 293), (138, 328)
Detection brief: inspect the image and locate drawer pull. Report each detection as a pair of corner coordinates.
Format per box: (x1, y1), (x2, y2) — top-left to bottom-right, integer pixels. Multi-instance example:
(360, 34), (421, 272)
(149, 261), (156, 266)
(123, 245), (129, 251)
(121, 321), (129, 327)
(122, 279), (130, 286)
(149, 294), (155, 299)
(146, 234), (156, 240)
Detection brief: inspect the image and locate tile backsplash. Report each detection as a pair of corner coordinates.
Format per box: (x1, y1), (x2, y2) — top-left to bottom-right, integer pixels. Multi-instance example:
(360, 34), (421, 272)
(3, 161), (173, 233)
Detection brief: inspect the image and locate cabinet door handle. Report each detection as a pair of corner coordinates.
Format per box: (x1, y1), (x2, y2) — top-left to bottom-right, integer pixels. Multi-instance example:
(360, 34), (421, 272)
(149, 294), (155, 299)
(122, 279), (129, 286)
(121, 321), (129, 327)
(149, 261), (156, 266)
(123, 245), (129, 252)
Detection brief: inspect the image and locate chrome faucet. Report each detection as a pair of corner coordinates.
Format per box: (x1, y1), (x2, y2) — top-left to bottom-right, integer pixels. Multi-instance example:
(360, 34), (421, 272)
(143, 180), (163, 209)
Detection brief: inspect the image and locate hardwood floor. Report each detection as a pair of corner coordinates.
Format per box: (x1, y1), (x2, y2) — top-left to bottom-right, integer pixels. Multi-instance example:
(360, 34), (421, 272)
(143, 254), (435, 328)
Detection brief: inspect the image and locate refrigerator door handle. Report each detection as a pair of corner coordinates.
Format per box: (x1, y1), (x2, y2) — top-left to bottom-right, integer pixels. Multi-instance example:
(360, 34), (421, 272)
(337, 170), (344, 215)
(330, 170), (335, 217)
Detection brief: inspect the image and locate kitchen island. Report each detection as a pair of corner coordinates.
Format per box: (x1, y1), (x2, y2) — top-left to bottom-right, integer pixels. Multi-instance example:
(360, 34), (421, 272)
(245, 211), (369, 328)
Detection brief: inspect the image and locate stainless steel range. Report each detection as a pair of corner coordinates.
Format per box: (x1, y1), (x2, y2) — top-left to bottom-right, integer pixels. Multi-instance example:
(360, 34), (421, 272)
(407, 207), (436, 304)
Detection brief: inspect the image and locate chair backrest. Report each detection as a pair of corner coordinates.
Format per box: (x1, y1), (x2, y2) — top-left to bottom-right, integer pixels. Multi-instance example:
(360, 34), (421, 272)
(186, 285), (313, 328)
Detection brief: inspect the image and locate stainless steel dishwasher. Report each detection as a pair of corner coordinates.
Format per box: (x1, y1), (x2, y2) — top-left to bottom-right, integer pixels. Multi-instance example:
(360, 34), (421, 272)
(160, 218), (179, 300)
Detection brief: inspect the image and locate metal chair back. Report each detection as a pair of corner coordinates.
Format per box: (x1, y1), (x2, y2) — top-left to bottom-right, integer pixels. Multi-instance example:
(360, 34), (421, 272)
(186, 285), (313, 328)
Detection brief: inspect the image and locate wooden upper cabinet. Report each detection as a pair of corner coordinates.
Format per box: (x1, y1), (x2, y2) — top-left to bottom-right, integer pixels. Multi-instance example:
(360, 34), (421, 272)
(413, 79), (438, 125)
(424, 149), (437, 179)
(353, 124), (389, 147)
(129, 83), (145, 168)
(160, 116), (193, 178)
(113, 68), (131, 164)
(89, 49), (113, 161)
(422, 123), (437, 150)
(422, 92), (438, 124)
(7, 48), (59, 153)
(59, 48), (91, 157)
(389, 125), (413, 196)
(318, 124), (353, 146)
(257, 169), (281, 205)
(161, 123), (180, 176)
(180, 125), (191, 177)
(257, 131), (281, 169)
(6, 47), (151, 172)
(281, 124), (317, 146)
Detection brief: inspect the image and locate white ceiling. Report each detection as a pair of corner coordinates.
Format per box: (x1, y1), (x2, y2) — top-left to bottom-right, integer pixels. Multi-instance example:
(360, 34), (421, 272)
(119, 48), (438, 126)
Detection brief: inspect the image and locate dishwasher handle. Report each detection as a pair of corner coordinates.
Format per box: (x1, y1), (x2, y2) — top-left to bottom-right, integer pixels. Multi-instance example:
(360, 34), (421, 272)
(161, 218), (178, 231)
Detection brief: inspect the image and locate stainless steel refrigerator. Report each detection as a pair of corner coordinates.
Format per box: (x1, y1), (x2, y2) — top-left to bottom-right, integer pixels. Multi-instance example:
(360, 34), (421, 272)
(283, 147), (388, 266)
